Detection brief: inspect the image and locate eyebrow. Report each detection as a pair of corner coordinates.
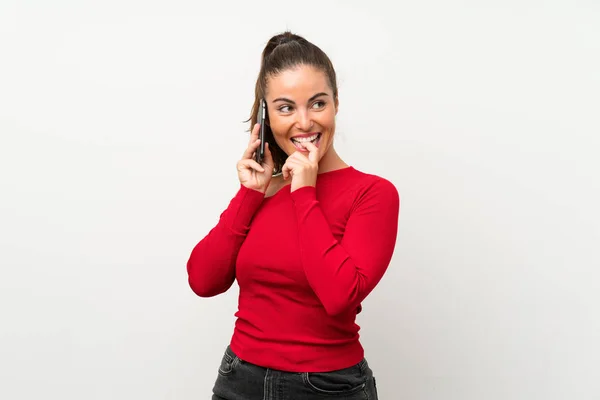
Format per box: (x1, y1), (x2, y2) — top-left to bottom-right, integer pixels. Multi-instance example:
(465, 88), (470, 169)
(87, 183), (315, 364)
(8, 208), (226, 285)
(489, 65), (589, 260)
(271, 92), (329, 105)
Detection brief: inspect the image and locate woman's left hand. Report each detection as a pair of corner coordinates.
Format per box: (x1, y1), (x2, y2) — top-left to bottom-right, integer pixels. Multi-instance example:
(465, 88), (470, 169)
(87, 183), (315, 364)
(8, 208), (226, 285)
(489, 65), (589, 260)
(281, 142), (319, 192)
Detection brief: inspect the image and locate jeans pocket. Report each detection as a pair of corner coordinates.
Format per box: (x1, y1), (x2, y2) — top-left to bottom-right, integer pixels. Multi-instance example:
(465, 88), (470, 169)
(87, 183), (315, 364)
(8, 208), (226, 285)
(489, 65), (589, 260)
(217, 347), (241, 376)
(302, 360), (367, 396)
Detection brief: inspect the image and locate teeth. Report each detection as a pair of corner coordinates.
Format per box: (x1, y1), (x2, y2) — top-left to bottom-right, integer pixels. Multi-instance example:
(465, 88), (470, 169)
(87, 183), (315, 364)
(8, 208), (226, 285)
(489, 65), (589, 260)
(292, 133), (319, 143)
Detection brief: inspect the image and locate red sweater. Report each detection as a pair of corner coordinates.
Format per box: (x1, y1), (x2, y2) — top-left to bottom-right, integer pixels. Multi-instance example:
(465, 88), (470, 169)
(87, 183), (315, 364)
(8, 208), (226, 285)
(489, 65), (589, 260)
(187, 166), (400, 372)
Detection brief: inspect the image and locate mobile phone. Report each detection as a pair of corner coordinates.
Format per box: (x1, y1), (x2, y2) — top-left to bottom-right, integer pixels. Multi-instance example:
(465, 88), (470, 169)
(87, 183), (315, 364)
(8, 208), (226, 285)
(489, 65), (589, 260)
(255, 99), (266, 164)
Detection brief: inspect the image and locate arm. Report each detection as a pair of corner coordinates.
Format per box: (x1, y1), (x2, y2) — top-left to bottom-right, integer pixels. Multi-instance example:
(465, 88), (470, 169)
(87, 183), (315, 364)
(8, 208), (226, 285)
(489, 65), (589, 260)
(290, 179), (400, 316)
(186, 185), (265, 297)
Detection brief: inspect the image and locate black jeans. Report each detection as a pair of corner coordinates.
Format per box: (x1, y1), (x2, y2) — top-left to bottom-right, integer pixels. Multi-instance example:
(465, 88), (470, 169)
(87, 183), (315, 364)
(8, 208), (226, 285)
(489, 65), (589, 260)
(212, 346), (379, 400)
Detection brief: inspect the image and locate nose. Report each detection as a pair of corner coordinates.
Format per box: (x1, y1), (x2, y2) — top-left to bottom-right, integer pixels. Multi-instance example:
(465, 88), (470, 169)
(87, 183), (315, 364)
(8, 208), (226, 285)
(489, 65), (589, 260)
(295, 108), (314, 132)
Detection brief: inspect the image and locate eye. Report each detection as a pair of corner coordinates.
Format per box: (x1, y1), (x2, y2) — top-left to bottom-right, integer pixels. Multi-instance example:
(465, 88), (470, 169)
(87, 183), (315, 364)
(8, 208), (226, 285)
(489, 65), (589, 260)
(278, 105), (293, 113)
(312, 100), (326, 109)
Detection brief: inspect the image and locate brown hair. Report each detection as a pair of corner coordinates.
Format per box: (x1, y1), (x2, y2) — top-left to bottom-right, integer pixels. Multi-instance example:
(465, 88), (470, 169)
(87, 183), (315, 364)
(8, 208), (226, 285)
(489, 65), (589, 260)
(247, 31), (339, 174)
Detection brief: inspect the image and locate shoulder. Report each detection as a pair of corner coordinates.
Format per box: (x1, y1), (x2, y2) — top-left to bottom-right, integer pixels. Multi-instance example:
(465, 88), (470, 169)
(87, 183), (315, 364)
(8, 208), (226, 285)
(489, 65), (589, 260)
(348, 167), (399, 197)
(343, 167), (400, 210)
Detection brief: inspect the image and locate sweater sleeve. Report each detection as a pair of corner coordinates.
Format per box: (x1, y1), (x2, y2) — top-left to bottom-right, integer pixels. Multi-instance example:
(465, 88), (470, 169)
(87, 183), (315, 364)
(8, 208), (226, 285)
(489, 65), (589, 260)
(187, 184), (265, 297)
(290, 179), (400, 316)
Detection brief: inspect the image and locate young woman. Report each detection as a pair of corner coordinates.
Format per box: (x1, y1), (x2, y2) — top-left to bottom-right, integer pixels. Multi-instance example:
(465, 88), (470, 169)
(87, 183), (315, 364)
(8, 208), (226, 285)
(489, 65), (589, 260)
(187, 31), (400, 400)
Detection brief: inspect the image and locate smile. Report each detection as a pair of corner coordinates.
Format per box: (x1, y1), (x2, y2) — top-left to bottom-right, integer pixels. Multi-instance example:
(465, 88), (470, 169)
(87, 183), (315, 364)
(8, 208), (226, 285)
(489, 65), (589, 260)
(291, 133), (321, 150)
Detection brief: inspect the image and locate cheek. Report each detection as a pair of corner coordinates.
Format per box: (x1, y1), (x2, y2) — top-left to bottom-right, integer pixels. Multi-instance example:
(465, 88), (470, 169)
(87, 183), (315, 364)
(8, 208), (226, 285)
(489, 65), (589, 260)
(268, 121), (291, 152)
(321, 118), (336, 140)
(268, 117), (289, 138)
(318, 110), (336, 130)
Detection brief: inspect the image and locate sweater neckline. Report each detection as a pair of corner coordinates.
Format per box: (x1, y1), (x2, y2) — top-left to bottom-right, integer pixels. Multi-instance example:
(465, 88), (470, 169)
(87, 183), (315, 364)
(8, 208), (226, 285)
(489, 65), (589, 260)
(318, 165), (354, 177)
(264, 166), (355, 199)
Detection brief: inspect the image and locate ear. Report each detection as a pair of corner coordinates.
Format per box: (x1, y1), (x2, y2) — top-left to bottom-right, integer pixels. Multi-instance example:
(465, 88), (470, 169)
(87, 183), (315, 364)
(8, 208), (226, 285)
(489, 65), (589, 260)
(334, 96), (339, 115)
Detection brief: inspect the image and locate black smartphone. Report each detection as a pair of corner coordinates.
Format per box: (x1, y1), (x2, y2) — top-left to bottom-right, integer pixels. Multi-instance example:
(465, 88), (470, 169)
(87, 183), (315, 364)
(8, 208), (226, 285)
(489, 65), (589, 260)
(255, 98), (266, 164)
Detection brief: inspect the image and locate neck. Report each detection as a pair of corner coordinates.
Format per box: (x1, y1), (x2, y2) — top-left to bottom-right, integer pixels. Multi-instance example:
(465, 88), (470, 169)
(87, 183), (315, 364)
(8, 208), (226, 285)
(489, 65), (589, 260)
(318, 145), (348, 174)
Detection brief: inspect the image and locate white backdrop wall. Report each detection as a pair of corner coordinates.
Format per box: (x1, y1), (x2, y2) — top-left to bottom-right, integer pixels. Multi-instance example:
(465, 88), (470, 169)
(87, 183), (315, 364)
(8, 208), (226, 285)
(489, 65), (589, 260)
(1, 1), (599, 399)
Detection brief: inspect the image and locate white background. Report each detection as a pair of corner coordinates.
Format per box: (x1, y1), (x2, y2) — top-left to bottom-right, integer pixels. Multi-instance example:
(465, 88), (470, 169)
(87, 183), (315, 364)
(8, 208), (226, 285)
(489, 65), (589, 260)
(1, 1), (599, 399)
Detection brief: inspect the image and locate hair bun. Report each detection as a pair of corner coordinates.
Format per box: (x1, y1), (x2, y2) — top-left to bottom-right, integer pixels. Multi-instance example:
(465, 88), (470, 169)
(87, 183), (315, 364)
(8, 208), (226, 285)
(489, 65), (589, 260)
(262, 31), (304, 61)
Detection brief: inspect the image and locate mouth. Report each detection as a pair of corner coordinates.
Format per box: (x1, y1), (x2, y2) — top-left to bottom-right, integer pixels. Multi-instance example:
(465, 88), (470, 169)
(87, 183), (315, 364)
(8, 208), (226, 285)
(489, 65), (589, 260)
(290, 133), (322, 151)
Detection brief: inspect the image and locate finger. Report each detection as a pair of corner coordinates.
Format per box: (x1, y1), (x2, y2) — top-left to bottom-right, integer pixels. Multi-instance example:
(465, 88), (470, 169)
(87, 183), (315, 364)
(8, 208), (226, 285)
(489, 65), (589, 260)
(282, 159), (301, 179)
(242, 138), (261, 159)
(281, 164), (289, 180)
(301, 141), (319, 163)
(289, 150), (308, 161)
(286, 150), (306, 164)
(287, 153), (310, 168)
(281, 161), (295, 180)
(238, 158), (265, 173)
(249, 123), (260, 145)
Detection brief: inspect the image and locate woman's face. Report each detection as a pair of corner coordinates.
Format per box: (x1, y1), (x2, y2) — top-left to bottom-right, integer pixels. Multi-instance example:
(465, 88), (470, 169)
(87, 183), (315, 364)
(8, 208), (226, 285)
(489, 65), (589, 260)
(265, 65), (338, 160)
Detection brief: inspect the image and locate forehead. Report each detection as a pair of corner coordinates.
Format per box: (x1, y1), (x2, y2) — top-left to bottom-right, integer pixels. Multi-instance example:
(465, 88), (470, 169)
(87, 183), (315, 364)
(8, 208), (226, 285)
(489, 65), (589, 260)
(265, 65), (331, 99)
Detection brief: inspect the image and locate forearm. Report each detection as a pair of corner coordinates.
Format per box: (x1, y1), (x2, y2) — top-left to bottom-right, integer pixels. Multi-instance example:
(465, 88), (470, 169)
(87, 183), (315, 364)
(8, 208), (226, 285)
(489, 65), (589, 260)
(291, 183), (399, 316)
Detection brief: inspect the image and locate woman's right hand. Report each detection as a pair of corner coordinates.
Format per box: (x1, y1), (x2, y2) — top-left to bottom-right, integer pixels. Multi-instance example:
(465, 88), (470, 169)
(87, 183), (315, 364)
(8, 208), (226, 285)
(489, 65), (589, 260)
(237, 123), (274, 193)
